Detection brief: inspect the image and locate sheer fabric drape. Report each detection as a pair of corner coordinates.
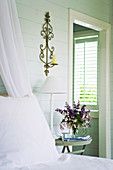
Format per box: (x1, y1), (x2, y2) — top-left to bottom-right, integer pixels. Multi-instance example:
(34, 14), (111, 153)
(0, 0), (32, 97)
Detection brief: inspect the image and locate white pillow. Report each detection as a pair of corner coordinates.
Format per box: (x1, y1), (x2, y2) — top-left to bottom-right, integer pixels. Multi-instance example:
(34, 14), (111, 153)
(0, 95), (59, 166)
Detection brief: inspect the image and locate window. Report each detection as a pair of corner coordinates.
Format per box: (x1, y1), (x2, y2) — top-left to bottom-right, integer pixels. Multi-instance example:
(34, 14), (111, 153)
(73, 33), (98, 107)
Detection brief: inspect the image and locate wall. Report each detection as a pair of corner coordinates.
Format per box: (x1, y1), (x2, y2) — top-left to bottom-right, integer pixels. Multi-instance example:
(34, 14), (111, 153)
(110, 0), (113, 159)
(0, 0), (112, 156)
(15, 0), (68, 139)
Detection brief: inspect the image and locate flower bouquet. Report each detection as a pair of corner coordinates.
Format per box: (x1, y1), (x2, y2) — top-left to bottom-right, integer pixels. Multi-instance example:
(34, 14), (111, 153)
(55, 101), (92, 136)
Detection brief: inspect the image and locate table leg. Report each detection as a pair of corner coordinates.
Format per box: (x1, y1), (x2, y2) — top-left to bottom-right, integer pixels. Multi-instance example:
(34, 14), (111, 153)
(81, 145), (86, 155)
(67, 146), (70, 152)
(62, 146), (70, 153)
(62, 146), (66, 153)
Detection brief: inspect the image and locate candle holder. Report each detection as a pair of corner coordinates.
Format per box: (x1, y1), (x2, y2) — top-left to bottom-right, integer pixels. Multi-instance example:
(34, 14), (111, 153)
(39, 12), (58, 76)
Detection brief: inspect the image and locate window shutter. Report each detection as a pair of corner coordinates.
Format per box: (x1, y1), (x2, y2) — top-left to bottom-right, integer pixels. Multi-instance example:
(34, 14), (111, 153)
(73, 36), (98, 106)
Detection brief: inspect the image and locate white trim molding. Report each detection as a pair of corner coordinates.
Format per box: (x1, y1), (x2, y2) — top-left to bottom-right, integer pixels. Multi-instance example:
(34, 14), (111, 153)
(68, 8), (111, 158)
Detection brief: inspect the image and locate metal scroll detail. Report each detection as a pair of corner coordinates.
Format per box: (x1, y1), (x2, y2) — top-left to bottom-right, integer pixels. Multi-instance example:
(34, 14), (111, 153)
(39, 12), (57, 76)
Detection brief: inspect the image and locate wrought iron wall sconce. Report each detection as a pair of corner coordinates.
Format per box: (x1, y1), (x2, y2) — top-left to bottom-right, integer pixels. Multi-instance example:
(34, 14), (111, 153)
(39, 12), (58, 76)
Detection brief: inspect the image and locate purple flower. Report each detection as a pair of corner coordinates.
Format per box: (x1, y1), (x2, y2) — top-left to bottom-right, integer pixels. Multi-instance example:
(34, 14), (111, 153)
(81, 104), (86, 110)
(55, 101), (92, 135)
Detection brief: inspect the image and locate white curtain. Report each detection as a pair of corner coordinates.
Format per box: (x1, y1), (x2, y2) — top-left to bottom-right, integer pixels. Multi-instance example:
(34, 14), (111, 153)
(0, 0), (59, 166)
(0, 0), (32, 97)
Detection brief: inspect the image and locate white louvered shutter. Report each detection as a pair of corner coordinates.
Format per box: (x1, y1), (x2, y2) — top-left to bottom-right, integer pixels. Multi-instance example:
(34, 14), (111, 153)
(73, 36), (98, 107)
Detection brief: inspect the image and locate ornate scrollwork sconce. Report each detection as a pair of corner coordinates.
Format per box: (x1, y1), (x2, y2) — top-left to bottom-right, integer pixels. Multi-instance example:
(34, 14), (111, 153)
(39, 12), (58, 76)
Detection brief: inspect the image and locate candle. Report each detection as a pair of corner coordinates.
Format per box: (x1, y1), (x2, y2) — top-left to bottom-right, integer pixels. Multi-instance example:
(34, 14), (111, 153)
(52, 55), (57, 64)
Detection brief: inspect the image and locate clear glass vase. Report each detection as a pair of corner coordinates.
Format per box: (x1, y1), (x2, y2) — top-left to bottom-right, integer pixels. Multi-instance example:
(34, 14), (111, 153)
(70, 128), (79, 138)
(72, 129), (78, 138)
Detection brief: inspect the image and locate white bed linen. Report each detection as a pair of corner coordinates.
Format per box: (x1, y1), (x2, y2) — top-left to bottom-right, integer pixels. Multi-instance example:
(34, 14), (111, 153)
(0, 154), (113, 170)
(0, 95), (59, 166)
(0, 95), (113, 169)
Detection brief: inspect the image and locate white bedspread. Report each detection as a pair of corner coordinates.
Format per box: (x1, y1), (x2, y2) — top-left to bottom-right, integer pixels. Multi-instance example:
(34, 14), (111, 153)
(0, 96), (113, 170)
(0, 95), (59, 166)
(0, 154), (113, 170)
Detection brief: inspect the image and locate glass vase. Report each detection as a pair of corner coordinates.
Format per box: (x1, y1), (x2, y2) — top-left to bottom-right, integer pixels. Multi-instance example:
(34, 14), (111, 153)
(72, 129), (78, 138)
(70, 128), (79, 138)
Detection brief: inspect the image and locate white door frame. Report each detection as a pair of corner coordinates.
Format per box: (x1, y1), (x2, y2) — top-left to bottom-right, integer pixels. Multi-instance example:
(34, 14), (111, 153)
(68, 8), (111, 158)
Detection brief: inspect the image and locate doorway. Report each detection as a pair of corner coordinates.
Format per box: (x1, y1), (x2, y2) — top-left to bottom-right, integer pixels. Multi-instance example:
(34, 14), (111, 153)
(68, 8), (111, 158)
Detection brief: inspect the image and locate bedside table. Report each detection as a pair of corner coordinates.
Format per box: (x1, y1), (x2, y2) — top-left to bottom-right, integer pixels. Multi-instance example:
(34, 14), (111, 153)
(55, 138), (92, 155)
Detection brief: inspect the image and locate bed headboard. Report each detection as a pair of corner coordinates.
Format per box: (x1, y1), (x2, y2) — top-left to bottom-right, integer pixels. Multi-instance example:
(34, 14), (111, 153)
(0, 94), (8, 97)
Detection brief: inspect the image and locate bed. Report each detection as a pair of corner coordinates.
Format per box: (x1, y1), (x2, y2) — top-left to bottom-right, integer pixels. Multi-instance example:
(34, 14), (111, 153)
(0, 153), (113, 170)
(0, 94), (113, 170)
